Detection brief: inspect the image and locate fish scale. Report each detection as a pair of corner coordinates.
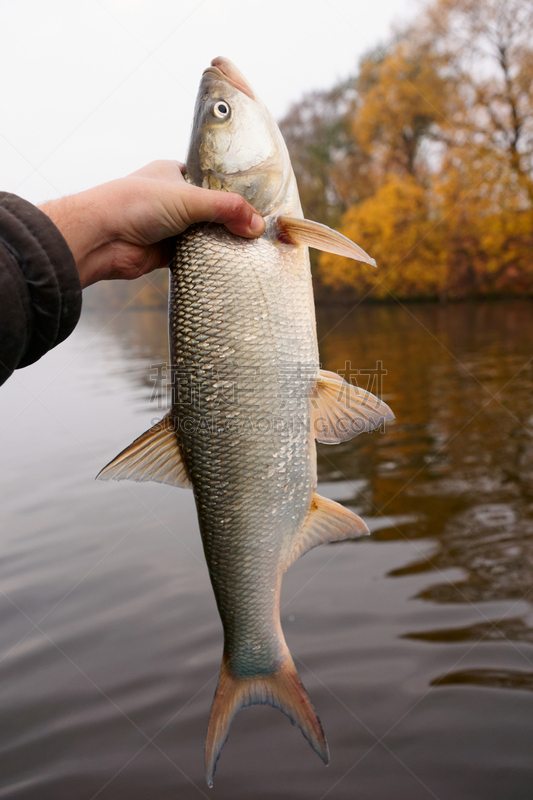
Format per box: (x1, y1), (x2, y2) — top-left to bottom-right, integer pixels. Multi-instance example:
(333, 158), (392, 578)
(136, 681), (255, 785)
(170, 222), (318, 676)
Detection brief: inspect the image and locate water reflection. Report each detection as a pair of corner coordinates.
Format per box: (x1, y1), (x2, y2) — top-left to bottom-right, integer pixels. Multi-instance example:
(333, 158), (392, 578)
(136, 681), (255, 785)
(317, 301), (533, 607)
(93, 300), (533, 609)
(432, 668), (533, 691)
(94, 300), (533, 622)
(3, 299), (533, 797)
(404, 616), (533, 644)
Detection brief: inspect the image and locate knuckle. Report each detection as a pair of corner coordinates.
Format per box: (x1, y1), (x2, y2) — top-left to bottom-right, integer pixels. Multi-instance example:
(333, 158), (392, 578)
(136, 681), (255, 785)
(224, 193), (248, 218)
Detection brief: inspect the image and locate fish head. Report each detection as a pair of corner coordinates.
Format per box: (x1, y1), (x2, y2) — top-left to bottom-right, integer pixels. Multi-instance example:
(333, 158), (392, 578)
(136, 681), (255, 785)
(186, 57), (299, 217)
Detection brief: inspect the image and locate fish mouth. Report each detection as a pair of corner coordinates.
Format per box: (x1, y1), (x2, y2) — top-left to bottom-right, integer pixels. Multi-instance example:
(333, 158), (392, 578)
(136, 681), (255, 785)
(202, 56), (255, 100)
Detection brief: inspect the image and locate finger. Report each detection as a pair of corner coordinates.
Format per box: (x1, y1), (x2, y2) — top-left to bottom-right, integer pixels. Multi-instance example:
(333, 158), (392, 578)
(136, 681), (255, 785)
(129, 160), (186, 182)
(181, 186), (265, 238)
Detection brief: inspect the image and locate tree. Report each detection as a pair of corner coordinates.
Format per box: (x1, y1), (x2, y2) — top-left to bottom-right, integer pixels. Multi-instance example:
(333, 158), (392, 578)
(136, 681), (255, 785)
(315, 0), (533, 301)
(318, 174), (443, 300)
(426, 0), (533, 199)
(279, 82), (370, 229)
(353, 39), (454, 182)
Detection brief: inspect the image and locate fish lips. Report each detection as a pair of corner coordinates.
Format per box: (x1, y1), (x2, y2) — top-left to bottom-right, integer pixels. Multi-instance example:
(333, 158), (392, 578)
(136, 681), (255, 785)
(201, 57), (255, 100)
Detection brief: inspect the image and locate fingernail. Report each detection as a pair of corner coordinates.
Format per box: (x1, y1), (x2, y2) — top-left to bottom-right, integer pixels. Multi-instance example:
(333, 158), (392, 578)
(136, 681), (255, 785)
(250, 213), (264, 234)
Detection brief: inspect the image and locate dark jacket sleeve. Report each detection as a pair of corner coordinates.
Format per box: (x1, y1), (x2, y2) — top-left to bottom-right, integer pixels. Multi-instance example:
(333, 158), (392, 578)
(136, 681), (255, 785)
(0, 192), (82, 386)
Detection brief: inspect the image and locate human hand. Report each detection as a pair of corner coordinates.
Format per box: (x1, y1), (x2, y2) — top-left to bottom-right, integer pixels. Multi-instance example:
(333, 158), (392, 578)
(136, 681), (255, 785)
(39, 161), (265, 288)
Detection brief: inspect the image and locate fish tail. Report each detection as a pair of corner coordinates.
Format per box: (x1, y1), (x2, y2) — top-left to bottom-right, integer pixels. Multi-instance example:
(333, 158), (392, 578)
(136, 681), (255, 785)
(205, 650), (329, 787)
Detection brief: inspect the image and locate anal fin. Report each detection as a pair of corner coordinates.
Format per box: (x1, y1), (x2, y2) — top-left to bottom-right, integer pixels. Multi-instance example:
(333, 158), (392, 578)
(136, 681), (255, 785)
(96, 412), (192, 488)
(311, 368), (394, 444)
(286, 492), (369, 571)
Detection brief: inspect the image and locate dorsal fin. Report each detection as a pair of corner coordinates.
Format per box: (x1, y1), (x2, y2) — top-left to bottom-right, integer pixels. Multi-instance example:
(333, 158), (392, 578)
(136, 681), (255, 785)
(96, 413), (192, 488)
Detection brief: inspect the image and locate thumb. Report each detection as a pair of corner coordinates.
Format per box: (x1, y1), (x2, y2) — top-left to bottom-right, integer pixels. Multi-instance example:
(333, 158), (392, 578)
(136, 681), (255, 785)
(180, 185), (265, 238)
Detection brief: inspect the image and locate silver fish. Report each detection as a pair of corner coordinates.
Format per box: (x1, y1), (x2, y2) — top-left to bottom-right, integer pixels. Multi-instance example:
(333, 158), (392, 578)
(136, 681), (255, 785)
(98, 57), (393, 786)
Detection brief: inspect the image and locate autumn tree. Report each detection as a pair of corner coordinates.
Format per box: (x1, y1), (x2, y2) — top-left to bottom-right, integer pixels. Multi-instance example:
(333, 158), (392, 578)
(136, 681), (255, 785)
(353, 39), (455, 182)
(427, 0), (533, 199)
(316, 28), (457, 299)
(316, 0), (533, 300)
(319, 173), (444, 299)
(279, 82), (370, 229)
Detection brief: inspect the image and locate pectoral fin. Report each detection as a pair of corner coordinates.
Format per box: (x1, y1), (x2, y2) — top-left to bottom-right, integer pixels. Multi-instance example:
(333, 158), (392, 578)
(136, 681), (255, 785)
(285, 492), (369, 571)
(276, 215), (376, 266)
(311, 369), (394, 444)
(96, 412), (192, 488)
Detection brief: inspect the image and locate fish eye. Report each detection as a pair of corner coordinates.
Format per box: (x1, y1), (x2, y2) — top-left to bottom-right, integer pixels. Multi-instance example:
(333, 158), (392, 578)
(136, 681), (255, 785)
(213, 101), (230, 119)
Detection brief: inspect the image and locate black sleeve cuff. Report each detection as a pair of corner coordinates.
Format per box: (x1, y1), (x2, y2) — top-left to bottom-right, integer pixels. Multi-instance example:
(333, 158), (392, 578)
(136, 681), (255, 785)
(0, 192), (82, 385)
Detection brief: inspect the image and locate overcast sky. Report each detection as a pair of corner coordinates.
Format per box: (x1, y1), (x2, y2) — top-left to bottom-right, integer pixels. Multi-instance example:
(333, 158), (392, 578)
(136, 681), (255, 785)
(0, 0), (420, 205)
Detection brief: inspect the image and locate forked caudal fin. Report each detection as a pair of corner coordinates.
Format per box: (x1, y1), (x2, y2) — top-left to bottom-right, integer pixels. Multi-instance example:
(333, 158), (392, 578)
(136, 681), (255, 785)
(205, 651), (329, 787)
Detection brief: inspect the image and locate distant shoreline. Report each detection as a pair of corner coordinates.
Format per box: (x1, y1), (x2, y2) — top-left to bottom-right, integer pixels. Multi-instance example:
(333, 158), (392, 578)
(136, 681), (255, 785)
(82, 292), (533, 311)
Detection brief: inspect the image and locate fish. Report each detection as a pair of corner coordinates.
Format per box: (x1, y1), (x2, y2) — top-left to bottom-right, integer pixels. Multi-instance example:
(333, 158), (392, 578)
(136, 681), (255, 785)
(97, 57), (394, 786)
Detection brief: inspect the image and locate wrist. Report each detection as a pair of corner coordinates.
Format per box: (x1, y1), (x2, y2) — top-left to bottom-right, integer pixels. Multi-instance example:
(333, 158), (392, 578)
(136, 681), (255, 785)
(39, 191), (111, 288)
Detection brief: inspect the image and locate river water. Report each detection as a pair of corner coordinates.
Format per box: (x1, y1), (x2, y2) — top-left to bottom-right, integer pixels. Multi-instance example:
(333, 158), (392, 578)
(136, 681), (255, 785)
(1, 299), (532, 799)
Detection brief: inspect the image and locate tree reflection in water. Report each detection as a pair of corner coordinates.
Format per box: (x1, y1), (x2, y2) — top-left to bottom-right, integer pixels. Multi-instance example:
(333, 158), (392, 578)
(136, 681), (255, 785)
(318, 300), (533, 691)
(94, 298), (533, 691)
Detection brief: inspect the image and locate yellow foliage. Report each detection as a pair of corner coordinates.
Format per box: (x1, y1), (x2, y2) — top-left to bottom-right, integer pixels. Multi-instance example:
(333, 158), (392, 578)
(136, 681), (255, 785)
(355, 42), (452, 179)
(431, 152), (533, 294)
(319, 175), (444, 300)
(319, 158), (533, 300)
(313, 0), (533, 301)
